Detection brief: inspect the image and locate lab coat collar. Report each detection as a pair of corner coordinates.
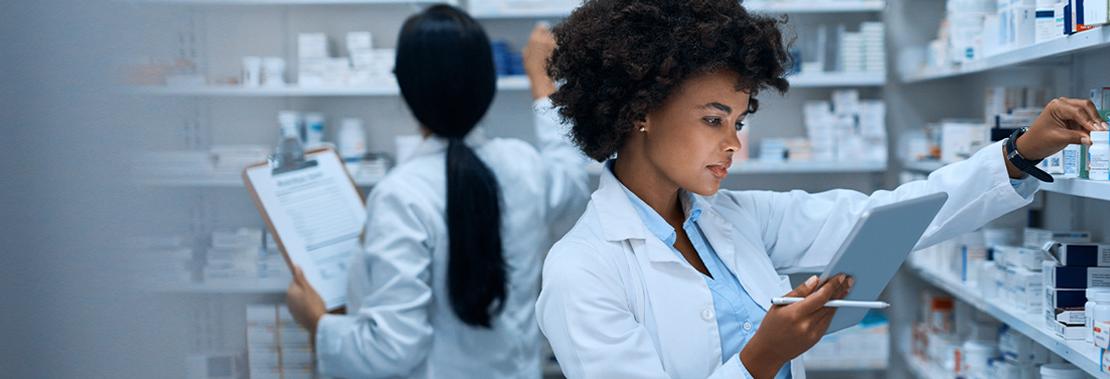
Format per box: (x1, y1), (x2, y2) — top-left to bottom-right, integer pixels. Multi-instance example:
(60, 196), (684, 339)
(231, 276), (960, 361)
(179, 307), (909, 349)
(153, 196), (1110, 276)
(592, 162), (652, 243)
(595, 162), (731, 266)
(404, 127), (491, 163)
(617, 177), (704, 247)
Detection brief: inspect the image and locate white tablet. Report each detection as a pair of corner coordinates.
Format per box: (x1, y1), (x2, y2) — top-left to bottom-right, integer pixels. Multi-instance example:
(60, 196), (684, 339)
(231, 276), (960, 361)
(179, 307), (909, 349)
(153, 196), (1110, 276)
(819, 192), (949, 334)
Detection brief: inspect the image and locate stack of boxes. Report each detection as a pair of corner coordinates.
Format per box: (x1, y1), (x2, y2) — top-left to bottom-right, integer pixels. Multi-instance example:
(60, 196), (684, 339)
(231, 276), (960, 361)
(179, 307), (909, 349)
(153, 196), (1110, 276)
(1020, 229), (1096, 340)
(204, 228), (288, 284)
(798, 90), (887, 163)
(838, 22), (885, 73)
(247, 304), (315, 379)
(298, 32), (395, 87)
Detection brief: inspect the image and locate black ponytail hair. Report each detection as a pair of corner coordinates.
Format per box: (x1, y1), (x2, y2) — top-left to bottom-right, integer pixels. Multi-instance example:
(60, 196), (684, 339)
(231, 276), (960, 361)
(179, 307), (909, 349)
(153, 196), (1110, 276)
(394, 4), (504, 328)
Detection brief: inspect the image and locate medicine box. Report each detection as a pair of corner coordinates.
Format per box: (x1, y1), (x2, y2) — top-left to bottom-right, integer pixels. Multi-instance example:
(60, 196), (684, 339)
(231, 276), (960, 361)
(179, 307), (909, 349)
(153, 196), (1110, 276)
(1101, 347), (1110, 373)
(1057, 243), (1110, 267)
(1044, 286), (1088, 309)
(1006, 266), (1044, 310)
(1052, 318), (1086, 340)
(1097, 321), (1110, 349)
(941, 121), (989, 163)
(995, 245), (1044, 271)
(1043, 260), (1110, 288)
(346, 31), (373, 52)
(1024, 228), (1091, 249)
(297, 33), (329, 59)
(1045, 307), (1086, 326)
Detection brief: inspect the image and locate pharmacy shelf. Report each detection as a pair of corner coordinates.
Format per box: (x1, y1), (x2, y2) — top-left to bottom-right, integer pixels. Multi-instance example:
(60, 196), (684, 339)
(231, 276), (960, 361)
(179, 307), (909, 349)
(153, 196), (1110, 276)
(150, 278), (289, 294)
(1041, 177), (1110, 202)
(744, 0), (885, 13)
(135, 75), (530, 97)
(900, 159), (1110, 202)
(901, 160), (946, 173)
(902, 27), (1110, 83)
(789, 71), (885, 87)
(907, 261), (1107, 378)
(470, 1), (884, 19)
(140, 0), (449, 5)
(585, 160), (887, 176)
(140, 176), (382, 187)
(731, 160), (887, 174)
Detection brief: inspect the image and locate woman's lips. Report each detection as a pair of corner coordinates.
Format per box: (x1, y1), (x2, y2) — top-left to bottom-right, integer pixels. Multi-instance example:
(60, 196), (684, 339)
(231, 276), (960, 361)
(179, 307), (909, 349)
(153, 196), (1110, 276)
(707, 164), (730, 179)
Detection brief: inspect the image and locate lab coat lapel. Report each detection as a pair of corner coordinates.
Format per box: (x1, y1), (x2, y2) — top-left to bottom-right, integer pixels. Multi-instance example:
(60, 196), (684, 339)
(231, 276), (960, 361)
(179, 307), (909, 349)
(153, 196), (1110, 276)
(695, 197), (779, 312)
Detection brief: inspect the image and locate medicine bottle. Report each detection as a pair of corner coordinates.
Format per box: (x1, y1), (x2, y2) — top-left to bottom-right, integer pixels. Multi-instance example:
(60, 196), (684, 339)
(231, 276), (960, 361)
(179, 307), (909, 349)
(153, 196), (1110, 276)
(1090, 131), (1109, 181)
(1085, 287), (1110, 343)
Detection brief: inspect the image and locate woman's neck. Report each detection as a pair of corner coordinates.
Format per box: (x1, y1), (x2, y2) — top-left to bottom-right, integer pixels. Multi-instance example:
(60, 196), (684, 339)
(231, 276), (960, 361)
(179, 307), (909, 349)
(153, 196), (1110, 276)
(612, 156), (684, 224)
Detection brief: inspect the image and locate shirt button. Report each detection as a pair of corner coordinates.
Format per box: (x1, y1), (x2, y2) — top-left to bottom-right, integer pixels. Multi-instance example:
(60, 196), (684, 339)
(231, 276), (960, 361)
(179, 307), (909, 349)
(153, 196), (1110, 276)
(743, 322), (753, 331)
(701, 308), (714, 321)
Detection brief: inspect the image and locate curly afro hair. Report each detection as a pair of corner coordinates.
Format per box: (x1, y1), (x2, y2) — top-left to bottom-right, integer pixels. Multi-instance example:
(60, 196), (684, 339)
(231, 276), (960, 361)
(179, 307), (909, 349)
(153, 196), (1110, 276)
(548, 0), (792, 161)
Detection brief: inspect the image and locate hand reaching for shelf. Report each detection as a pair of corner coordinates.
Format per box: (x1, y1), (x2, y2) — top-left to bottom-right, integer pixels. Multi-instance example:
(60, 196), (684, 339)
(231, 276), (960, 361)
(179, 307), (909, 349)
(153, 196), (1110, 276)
(522, 22), (557, 101)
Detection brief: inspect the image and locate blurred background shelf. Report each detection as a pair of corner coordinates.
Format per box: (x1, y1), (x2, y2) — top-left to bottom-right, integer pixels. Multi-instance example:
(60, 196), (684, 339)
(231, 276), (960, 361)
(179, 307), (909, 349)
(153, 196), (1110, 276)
(902, 28), (1110, 83)
(134, 75), (530, 97)
(1040, 177), (1110, 202)
(908, 261), (1105, 377)
(141, 0), (452, 5)
(470, 0), (885, 19)
(140, 176), (382, 187)
(585, 160), (887, 176)
(789, 71), (885, 87)
(149, 278), (289, 295)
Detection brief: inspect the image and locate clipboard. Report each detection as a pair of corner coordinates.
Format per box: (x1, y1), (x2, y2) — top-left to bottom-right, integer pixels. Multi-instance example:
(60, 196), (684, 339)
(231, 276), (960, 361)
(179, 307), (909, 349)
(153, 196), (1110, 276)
(242, 146), (366, 310)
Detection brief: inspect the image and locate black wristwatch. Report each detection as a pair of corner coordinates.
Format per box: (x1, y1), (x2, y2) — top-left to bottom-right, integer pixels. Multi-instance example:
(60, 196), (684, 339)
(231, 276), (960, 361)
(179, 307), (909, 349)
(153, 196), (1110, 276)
(1005, 127), (1054, 183)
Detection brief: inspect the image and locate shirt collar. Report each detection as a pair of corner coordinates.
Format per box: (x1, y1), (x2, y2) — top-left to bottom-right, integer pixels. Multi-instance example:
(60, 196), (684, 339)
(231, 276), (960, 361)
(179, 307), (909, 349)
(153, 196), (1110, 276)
(610, 161), (704, 245)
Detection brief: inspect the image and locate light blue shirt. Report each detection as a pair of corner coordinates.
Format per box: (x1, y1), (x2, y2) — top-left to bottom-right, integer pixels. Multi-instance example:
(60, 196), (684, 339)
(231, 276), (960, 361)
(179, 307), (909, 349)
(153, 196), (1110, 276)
(618, 183), (791, 379)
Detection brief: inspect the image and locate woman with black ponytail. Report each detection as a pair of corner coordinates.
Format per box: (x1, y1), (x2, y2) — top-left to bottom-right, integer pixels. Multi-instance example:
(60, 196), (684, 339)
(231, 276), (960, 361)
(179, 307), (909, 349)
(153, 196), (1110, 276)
(284, 5), (589, 378)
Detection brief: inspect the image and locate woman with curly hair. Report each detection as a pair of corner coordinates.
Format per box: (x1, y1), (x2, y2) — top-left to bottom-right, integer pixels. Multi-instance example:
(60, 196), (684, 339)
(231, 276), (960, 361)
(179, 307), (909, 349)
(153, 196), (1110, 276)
(535, 1), (1105, 378)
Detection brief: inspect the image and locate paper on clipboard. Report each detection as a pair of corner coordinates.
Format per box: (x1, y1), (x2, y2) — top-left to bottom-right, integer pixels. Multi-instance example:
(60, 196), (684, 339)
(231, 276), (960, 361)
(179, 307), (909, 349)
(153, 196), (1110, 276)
(244, 148), (365, 310)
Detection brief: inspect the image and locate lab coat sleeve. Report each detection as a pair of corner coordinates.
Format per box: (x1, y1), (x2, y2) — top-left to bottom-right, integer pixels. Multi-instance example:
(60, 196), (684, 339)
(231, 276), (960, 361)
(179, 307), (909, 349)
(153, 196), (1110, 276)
(315, 182), (435, 379)
(533, 97), (591, 223)
(537, 240), (749, 379)
(723, 141), (1038, 273)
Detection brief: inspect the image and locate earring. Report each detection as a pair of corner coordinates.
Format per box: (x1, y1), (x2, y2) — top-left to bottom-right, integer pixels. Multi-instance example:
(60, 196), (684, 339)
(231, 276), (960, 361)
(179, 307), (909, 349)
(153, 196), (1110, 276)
(639, 126), (646, 132)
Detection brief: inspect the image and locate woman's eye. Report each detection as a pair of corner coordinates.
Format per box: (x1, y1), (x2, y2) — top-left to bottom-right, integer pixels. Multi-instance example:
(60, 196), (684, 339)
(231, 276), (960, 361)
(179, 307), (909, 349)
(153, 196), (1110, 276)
(704, 117), (722, 126)
(734, 120), (746, 131)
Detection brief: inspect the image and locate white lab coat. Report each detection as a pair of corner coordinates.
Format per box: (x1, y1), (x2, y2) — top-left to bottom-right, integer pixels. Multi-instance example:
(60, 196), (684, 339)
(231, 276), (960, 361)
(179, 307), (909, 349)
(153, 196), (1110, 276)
(537, 141), (1037, 379)
(315, 98), (589, 379)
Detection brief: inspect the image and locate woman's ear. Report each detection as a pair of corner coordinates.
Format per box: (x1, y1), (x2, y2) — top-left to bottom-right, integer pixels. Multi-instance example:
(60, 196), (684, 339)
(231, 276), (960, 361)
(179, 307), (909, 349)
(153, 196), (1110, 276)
(637, 115), (650, 133)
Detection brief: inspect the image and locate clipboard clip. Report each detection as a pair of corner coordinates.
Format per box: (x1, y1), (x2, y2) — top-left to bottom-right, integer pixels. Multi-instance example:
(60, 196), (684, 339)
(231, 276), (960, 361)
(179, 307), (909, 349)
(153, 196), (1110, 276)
(269, 136), (318, 175)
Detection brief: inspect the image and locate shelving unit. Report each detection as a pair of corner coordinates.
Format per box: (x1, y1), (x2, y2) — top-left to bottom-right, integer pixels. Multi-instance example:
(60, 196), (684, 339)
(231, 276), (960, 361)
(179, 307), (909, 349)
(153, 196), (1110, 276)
(469, 0), (885, 19)
(151, 278), (289, 294)
(900, 161), (1110, 202)
(140, 176), (382, 187)
(731, 160), (886, 174)
(745, 0), (885, 13)
(135, 75), (530, 97)
(137, 72), (881, 97)
(901, 27), (1110, 83)
(789, 71), (885, 87)
(908, 260), (1106, 377)
(141, 0), (451, 5)
(584, 160), (886, 176)
(1041, 178), (1110, 202)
